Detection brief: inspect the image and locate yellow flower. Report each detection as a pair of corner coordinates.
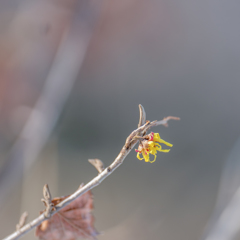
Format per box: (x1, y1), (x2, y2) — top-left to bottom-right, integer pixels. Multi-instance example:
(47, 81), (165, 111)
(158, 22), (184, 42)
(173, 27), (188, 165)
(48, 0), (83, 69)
(135, 132), (173, 163)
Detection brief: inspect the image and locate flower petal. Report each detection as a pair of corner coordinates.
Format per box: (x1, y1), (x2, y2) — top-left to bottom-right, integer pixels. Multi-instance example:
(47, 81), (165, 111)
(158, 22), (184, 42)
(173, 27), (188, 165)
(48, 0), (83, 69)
(158, 148), (171, 153)
(142, 151), (150, 162)
(158, 139), (173, 147)
(155, 143), (171, 153)
(153, 133), (173, 147)
(137, 152), (143, 160)
(153, 133), (161, 142)
(148, 141), (156, 151)
(149, 154), (157, 163)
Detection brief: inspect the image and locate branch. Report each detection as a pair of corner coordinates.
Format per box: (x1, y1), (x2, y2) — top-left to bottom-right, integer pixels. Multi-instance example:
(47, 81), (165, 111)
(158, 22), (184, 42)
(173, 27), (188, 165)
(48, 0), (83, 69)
(3, 105), (179, 240)
(41, 184), (54, 218)
(88, 159), (104, 173)
(16, 212), (28, 231)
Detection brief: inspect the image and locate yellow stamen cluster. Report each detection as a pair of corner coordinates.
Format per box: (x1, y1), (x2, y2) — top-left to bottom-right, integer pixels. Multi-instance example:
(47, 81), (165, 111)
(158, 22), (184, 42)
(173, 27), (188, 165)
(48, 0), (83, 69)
(135, 132), (172, 163)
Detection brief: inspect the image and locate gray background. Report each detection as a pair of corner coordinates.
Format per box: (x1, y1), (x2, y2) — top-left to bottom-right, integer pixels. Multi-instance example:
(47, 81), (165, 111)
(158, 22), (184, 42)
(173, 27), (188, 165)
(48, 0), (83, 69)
(1, 0), (240, 239)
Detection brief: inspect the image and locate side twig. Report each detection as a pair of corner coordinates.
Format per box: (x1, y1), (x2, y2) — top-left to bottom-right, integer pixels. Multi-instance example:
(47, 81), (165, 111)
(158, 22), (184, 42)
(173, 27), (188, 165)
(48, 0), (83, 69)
(41, 184), (54, 218)
(88, 159), (105, 173)
(3, 105), (179, 240)
(16, 212), (28, 231)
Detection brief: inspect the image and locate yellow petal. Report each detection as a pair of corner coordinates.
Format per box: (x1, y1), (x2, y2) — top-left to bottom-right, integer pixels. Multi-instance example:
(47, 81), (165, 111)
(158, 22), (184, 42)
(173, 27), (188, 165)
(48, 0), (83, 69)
(153, 133), (161, 142)
(149, 149), (157, 155)
(154, 143), (161, 148)
(137, 152), (143, 160)
(142, 151), (150, 162)
(149, 154), (157, 163)
(158, 139), (173, 147)
(153, 133), (173, 147)
(155, 143), (162, 151)
(149, 147), (157, 155)
(158, 148), (171, 153)
(155, 143), (171, 153)
(148, 141), (157, 154)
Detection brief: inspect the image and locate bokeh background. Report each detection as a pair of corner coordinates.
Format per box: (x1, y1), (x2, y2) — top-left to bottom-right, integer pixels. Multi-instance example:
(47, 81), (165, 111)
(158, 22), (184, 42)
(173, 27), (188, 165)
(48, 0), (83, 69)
(1, 0), (240, 240)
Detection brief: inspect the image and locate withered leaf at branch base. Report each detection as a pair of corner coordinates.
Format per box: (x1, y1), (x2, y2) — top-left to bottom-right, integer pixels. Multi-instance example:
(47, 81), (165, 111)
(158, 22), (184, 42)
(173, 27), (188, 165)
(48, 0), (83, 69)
(36, 190), (98, 240)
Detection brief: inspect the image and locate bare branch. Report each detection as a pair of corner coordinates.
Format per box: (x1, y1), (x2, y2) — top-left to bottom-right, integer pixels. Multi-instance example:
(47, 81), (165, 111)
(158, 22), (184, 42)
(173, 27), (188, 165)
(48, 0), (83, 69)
(157, 116), (181, 127)
(3, 108), (179, 240)
(126, 121), (151, 146)
(88, 159), (105, 173)
(16, 212), (28, 231)
(144, 116), (180, 132)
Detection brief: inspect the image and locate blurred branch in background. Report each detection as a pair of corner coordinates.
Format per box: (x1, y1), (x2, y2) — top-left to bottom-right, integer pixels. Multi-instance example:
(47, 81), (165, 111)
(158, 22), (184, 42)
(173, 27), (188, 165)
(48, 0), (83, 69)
(201, 137), (240, 240)
(0, 0), (101, 207)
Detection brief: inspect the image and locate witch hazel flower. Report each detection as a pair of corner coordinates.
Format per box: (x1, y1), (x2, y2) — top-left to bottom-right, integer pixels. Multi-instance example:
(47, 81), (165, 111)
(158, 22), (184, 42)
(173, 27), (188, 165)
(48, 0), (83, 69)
(135, 132), (173, 163)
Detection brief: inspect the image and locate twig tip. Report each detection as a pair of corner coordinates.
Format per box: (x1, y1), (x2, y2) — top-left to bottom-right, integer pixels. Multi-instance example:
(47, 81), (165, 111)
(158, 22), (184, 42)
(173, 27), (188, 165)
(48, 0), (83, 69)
(41, 184), (54, 218)
(16, 212), (28, 231)
(88, 159), (104, 173)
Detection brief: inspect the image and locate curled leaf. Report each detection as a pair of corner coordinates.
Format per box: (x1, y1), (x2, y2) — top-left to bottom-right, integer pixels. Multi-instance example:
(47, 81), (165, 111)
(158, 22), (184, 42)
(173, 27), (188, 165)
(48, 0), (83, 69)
(36, 190), (98, 240)
(138, 104), (146, 128)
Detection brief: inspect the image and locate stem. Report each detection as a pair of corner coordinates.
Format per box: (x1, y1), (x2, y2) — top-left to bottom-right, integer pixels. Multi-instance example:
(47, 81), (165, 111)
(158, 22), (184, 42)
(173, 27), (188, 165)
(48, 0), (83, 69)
(3, 106), (179, 240)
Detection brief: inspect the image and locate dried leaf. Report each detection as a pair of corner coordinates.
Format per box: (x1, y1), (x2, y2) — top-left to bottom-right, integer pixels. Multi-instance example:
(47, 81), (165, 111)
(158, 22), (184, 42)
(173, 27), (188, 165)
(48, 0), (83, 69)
(36, 190), (98, 240)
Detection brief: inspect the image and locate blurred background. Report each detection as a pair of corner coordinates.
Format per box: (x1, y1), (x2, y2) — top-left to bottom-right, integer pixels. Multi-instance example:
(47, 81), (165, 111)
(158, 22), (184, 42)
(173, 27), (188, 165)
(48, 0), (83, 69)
(1, 0), (240, 239)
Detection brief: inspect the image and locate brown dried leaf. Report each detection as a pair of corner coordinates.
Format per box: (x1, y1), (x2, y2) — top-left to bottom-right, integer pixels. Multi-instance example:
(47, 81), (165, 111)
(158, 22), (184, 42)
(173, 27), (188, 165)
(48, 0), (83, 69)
(36, 190), (98, 240)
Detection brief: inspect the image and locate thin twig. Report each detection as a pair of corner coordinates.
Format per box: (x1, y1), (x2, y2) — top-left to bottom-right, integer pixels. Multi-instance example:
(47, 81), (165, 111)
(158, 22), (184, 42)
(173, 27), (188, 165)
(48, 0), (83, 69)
(88, 159), (105, 173)
(3, 106), (179, 240)
(41, 184), (54, 218)
(145, 116), (180, 132)
(16, 212), (28, 231)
